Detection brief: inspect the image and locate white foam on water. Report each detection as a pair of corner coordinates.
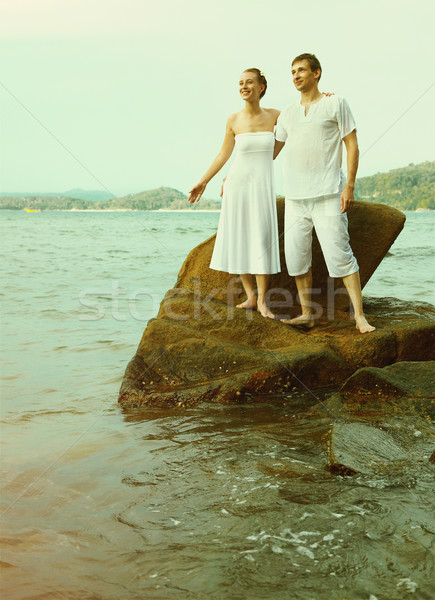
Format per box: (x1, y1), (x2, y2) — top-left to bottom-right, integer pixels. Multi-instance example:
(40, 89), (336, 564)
(397, 578), (418, 592)
(300, 512), (315, 521)
(246, 530), (266, 541)
(297, 546), (315, 559)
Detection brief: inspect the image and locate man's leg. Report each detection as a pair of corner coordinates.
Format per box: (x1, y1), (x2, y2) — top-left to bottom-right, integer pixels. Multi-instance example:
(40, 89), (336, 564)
(237, 274), (257, 309)
(255, 274), (275, 319)
(280, 268), (315, 327)
(313, 195), (375, 333)
(281, 199), (315, 325)
(342, 271), (376, 333)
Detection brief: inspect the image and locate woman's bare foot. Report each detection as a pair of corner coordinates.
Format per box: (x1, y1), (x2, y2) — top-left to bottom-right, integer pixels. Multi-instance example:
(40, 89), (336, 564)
(236, 296), (257, 310)
(280, 314), (315, 329)
(257, 299), (275, 319)
(355, 315), (376, 333)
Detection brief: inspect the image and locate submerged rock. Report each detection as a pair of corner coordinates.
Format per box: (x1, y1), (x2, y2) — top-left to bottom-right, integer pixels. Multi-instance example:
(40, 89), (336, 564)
(324, 361), (435, 474)
(327, 422), (409, 476)
(119, 201), (435, 408)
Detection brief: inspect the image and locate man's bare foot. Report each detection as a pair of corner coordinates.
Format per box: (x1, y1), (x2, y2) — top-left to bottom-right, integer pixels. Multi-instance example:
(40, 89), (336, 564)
(355, 315), (376, 333)
(236, 297), (257, 310)
(280, 314), (315, 329)
(257, 300), (275, 319)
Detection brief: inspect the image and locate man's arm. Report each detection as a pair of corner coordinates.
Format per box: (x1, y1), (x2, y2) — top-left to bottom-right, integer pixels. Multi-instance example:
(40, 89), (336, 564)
(341, 129), (359, 213)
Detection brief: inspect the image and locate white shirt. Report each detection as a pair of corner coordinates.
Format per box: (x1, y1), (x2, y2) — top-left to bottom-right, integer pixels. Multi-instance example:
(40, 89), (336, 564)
(275, 95), (356, 200)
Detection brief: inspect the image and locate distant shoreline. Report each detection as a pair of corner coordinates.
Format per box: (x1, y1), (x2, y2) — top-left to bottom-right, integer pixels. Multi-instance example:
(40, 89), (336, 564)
(150, 209), (221, 213)
(64, 208), (221, 213)
(4, 208), (223, 213)
(0, 207), (433, 214)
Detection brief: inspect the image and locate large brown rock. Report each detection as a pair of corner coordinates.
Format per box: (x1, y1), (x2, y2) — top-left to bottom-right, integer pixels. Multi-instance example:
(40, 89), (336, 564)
(337, 360), (435, 418)
(322, 360), (435, 421)
(118, 201), (435, 408)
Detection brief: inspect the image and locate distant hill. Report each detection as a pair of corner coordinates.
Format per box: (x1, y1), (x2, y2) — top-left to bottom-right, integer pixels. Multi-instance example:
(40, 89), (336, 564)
(98, 187), (190, 210)
(0, 186), (220, 211)
(0, 195), (91, 210)
(354, 161), (434, 210)
(0, 189), (115, 201)
(94, 187), (219, 210)
(1, 162), (433, 211)
(62, 188), (116, 202)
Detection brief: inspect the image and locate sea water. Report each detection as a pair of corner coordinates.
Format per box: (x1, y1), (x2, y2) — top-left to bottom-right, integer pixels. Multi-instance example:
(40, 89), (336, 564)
(1, 209), (434, 599)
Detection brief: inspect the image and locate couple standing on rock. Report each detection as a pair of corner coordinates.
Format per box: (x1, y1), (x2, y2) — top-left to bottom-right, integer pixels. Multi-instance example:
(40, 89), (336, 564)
(188, 53), (375, 334)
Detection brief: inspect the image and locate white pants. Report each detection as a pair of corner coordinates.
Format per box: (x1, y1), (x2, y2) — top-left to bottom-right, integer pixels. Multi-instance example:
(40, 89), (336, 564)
(284, 193), (359, 278)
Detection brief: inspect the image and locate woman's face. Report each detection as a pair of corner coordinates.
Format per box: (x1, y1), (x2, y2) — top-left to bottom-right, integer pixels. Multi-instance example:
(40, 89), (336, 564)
(239, 71), (263, 101)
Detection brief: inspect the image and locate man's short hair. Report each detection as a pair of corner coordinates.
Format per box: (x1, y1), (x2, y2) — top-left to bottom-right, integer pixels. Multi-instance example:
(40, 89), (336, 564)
(292, 53), (322, 82)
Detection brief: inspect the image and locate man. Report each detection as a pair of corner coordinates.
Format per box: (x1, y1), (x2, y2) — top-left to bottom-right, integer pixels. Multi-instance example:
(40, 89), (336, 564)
(274, 53), (375, 333)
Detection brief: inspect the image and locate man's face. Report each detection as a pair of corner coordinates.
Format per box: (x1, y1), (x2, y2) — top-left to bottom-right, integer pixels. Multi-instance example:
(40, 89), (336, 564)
(291, 60), (320, 92)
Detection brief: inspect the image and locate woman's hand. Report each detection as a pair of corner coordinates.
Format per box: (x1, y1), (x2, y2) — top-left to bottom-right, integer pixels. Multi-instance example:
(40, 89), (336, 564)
(188, 182), (207, 203)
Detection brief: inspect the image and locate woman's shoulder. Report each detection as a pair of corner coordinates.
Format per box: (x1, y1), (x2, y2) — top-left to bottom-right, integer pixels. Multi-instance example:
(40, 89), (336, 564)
(225, 112), (242, 135)
(263, 107), (280, 125)
(228, 110), (245, 120)
(264, 107), (280, 116)
(226, 111), (243, 127)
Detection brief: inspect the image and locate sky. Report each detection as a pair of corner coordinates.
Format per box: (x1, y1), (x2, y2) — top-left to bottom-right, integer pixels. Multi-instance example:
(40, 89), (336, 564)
(0, 0), (434, 199)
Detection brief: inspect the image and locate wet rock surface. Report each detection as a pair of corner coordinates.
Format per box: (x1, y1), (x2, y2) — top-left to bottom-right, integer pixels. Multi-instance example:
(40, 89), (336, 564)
(119, 294), (435, 408)
(337, 360), (435, 419)
(327, 422), (409, 476)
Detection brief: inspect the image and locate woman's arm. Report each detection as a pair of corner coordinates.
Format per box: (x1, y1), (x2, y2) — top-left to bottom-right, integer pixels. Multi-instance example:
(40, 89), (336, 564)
(270, 108), (283, 159)
(273, 140), (285, 160)
(188, 117), (236, 203)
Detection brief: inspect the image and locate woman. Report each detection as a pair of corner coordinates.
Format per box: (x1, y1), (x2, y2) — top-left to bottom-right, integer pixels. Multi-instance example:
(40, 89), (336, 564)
(188, 68), (280, 319)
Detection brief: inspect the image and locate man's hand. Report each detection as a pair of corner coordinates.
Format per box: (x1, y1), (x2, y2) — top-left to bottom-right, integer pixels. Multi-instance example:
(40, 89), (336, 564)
(188, 182), (206, 204)
(340, 184), (355, 213)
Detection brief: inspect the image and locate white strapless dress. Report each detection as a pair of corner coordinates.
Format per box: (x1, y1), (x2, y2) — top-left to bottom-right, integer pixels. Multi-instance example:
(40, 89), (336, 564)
(209, 132), (280, 274)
